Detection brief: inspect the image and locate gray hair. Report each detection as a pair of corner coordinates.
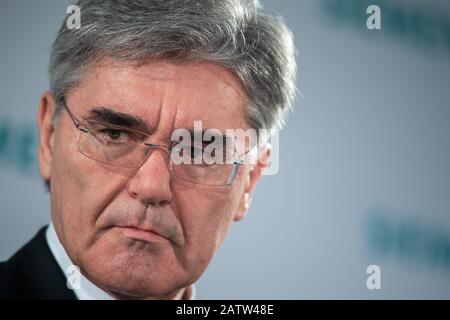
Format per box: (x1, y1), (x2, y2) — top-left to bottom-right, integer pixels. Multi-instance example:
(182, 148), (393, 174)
(49, 0), (297, 131)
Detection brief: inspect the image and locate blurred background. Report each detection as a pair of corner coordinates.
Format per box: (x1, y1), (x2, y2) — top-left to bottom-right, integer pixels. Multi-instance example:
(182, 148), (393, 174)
(1, 0), (449, 299)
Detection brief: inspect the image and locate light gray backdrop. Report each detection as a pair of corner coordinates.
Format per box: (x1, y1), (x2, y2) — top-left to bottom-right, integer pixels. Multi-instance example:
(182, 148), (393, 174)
(1, 0), (450, 299)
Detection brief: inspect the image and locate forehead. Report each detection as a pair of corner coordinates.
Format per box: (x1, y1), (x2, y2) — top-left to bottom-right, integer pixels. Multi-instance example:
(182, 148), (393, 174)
(71, 58), (249, 135)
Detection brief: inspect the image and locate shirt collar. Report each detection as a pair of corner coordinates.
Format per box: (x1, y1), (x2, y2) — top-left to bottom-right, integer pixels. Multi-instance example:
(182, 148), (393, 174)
(46, 223), (195, 300)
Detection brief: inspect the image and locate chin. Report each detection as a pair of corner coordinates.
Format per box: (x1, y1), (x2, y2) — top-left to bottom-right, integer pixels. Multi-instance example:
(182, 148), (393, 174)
(79, 244), (190, 298)
(101, 273), (183, 299)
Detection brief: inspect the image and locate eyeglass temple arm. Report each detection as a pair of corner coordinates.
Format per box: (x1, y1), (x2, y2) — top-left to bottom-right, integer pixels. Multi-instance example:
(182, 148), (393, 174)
(61, 97), (88, 133)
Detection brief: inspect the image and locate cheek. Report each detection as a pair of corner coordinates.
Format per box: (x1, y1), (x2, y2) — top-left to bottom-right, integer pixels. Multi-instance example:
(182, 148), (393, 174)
(50, 127), (128, 259)
(175, 181), (245, 259)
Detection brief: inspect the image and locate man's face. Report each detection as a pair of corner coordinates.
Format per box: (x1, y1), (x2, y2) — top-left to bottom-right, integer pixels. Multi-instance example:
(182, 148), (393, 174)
(38, 58), (264, 299)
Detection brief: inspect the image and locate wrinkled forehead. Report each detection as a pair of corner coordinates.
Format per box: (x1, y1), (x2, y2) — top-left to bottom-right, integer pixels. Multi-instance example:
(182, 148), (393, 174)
(68, 58), (250, 140)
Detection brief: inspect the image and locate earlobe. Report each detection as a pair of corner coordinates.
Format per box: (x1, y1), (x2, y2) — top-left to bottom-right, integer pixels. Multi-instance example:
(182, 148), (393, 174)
(234, 191), (250, 222)
(38, 92), (57, 182)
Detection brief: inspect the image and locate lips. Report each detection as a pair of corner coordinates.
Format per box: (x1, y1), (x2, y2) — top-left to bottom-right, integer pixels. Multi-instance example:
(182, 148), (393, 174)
(117, 226), (168, 243)
(98, 207), (184, 247)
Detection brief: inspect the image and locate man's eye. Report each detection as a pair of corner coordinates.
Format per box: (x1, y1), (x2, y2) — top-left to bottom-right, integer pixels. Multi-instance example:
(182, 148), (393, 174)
(98, 128), (131, 144)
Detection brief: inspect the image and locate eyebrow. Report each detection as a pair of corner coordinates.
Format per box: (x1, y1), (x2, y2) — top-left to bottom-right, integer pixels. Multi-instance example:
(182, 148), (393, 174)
(85, 107), (153, 133)
(85, 107), (234, 145)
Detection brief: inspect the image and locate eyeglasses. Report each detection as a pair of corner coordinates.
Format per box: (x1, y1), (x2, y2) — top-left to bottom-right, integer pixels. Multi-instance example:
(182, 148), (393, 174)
(60, 99), (244, 186)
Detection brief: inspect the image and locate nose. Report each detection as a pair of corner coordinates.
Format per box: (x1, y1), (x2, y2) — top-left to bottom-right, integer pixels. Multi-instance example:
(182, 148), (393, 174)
(127, 148), (172, 207)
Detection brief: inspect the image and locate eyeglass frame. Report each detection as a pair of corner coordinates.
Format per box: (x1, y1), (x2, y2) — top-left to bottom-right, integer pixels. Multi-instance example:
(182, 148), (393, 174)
(59, 97), (245, 186)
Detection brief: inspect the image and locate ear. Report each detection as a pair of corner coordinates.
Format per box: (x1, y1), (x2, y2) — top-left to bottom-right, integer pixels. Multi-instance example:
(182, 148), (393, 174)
(234, 144), (272, 222)
(38, 92), (57, 183)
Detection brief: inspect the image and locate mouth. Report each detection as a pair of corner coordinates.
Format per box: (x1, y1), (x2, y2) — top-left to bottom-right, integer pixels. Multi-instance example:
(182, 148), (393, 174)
(117, 226), (168, 243)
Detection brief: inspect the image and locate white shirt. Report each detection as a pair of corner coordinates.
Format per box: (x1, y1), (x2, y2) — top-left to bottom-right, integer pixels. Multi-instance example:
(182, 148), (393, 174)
(45, 223), (195, 300)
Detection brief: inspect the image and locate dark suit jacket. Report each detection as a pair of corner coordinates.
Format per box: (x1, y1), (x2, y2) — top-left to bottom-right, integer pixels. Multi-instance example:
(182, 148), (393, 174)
(0, 226), (77, 300)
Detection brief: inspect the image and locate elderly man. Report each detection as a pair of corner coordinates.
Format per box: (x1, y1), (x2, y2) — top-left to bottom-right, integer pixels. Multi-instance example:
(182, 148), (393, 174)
(0, 0), (296, 299)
